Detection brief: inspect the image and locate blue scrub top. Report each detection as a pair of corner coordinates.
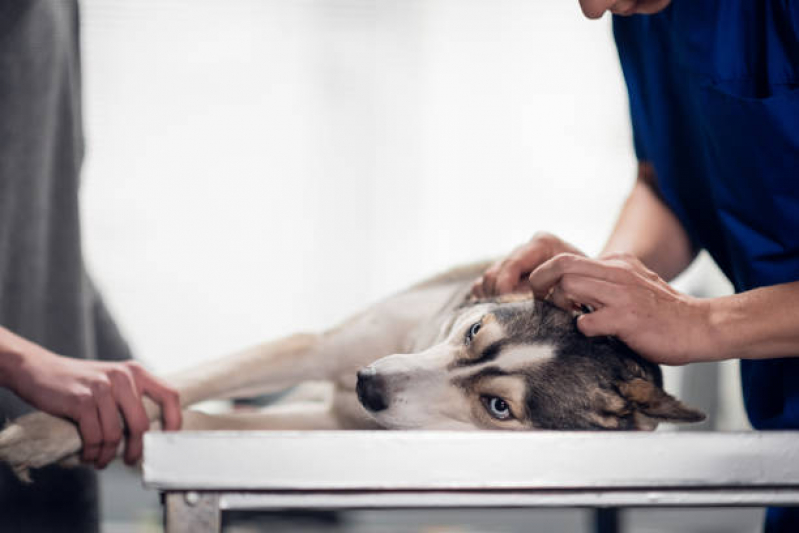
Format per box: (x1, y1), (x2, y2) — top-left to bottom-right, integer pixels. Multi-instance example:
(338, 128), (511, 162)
(613, 1), (799, 431)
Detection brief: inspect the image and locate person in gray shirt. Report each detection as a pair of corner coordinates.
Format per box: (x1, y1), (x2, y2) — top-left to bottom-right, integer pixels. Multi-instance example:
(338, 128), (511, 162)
(0, 2), (182, 531)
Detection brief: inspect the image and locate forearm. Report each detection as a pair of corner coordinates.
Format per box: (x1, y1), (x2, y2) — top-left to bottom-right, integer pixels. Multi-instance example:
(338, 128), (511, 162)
(0, 326), (32, 390)
(705, 282), (799, 361)
(601, 162), (696, 281)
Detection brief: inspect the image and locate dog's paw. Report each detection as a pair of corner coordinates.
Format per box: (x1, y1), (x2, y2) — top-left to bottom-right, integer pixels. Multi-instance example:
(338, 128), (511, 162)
(0, 412), (81, 482)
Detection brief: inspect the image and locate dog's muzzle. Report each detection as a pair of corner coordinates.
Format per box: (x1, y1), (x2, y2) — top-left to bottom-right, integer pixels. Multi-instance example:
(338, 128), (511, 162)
(356, 366), (388, 412)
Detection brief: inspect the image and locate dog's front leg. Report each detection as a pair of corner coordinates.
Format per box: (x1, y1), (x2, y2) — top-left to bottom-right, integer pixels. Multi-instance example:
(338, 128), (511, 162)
(166, 332), (329, 409)
(180, 404), (345, 431)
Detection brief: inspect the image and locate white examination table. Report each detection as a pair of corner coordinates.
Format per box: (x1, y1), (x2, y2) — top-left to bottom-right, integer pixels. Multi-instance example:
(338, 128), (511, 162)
(143, 431), (799, 533)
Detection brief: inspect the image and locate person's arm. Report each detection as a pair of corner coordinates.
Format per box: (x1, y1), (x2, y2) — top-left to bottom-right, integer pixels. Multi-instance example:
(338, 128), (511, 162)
(601, 162), (696, 281)
(0, 326), (181, 468)
(706, 283), (799, 361)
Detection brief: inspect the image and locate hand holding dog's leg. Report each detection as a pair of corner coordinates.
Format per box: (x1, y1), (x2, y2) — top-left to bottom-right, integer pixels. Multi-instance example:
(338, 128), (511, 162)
(0, 326), (181, 474)
(0, 330), (332, 478)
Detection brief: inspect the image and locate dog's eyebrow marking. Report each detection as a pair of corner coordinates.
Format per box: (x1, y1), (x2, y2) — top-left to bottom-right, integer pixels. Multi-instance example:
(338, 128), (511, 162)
(497, 344), (556, 371)
(453, 365), (529, 393)
(461, 365), (511, 384)
(455, 341), (505, 368)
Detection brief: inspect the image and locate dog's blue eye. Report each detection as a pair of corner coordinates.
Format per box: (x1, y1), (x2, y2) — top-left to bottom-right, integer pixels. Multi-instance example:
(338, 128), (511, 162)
(466, 322), (481, 344)
(483, 396), (511, 420)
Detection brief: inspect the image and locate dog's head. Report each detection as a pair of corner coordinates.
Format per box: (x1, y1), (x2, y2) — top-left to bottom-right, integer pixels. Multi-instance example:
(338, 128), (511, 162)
(356, 298), (705, 430)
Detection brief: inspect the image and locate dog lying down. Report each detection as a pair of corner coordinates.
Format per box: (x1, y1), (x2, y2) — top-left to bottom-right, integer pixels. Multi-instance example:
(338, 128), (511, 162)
(0, 260), (704, 480)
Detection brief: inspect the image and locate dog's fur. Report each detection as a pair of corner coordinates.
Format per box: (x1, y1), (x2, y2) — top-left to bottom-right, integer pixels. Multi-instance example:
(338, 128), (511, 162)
(0, 261), (704, 480)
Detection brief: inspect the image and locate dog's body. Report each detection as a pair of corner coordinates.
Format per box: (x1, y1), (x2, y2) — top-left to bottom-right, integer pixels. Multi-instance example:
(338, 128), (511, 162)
(0, 261), (703, 479)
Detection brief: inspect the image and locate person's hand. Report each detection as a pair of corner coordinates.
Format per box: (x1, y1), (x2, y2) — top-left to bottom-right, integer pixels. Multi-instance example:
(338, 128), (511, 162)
(10, 350), (181, 468)
(528, 252), (714, 365)
(578, 0), (672, 19)
(472, 232), (585, 298)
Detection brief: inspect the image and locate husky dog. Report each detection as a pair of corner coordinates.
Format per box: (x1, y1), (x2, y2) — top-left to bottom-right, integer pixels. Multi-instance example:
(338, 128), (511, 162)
(0, 261), (703, 479)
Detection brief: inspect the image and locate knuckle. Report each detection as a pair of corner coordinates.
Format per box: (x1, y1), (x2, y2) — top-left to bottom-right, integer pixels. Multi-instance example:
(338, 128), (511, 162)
(75, 391), (96, 412)
(105, 367), (129, 384)
(107, 430), (123, 446)
(554, 252), (579, 269)
(505, 257), (523, 271)
(551, 292), (568, 309)
(606, 251), (634, 262)
(531, 231), (556, 244)
(642, 268), (660, 281)
(614, 261), (635, 275)
(80, 426), (100, 446)
(124, 360), (145, 375)
(166, 389), (181, 405)
(494, 280), (512, 294)
(90, 376), (111, 394)
(129, 419), (150, 436)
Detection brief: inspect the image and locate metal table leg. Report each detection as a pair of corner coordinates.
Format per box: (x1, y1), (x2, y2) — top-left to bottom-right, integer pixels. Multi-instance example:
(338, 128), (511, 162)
(165, 492), (221, 533)
(594, 507), (620, 533)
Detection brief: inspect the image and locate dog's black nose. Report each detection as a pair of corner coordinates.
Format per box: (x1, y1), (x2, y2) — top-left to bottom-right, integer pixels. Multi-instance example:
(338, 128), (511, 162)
(356, 367), (388, 412)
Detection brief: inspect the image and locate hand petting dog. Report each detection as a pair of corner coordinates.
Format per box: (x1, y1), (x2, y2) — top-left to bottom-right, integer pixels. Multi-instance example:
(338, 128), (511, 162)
(472, 234), (712, 366)
(527, 252), (711, 366)
(472, 232), (584, 297)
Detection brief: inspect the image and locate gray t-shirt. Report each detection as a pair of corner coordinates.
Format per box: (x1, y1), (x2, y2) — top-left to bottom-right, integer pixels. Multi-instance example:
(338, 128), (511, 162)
(0, 1), (132, 530)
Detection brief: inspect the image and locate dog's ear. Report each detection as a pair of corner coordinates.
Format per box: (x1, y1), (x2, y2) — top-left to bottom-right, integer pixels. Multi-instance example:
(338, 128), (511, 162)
(619, 378), (706, 429)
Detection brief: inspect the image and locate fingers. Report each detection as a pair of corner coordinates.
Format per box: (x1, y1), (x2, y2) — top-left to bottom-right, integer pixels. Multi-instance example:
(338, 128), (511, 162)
(547, 284), (577, 312)
(76, 378), (125, 468)
(476, 262), (517, 298)
(472, 264), (498, 299)
(474, 253), (528, 299)
(471, 277), (485, 298)
(494, 263), (527, 295)
(474, 234), (576, 298)
(108, 367), (150, 465)
(529, 254), (639, 300)
(130, 363), (182, 432)
(76, 396), (103, 465)
(547, 274), (619, 313)
(93, 379), (123, 468)
(72, 362), (179, 468)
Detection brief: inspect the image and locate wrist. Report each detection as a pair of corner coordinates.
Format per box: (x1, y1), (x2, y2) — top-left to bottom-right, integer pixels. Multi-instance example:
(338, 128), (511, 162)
(697, 296), (737, 362)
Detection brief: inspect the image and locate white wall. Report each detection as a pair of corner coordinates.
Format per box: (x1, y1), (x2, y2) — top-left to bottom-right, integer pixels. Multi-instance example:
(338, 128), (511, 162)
(81, 0), (635, 374)
(83, 0), (734, 385)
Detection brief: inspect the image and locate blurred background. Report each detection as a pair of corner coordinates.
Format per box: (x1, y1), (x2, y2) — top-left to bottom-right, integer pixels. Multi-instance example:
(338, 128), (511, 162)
(79, 0), (757, 531)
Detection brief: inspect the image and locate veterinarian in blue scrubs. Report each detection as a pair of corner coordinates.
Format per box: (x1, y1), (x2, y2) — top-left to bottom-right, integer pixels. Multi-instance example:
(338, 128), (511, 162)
(474, 1), (799, 531)
(0, 2), (181, 531)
